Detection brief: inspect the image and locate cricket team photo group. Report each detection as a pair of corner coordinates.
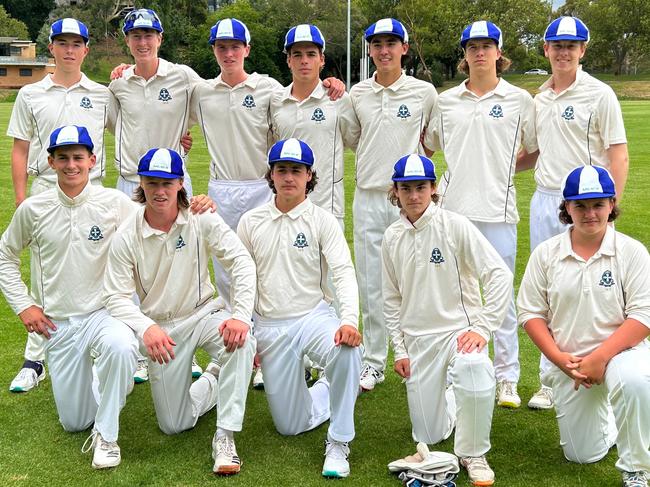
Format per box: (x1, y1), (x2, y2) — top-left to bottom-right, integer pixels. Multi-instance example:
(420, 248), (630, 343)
(0, 1), (649, 486)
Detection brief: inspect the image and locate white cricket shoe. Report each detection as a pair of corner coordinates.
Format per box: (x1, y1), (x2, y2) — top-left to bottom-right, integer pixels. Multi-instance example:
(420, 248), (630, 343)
(322, 437), (350, 478)
(460, 455), (495, 486)
(9, 365), (46, 393)
(623, 471), (648, 487)
(496, 380), (521, 408)
(82, 429), (121, 469)
(359, 364), (384, 391)
(133, 359), (149, 383)
(252, 367), (264, 389)
(528, 386), (553, 409)
(191, 356), (203, 378)
(212, 434), (241, 475)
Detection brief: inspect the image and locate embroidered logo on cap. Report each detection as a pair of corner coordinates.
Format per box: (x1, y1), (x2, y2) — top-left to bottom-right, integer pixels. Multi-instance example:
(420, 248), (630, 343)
(242, 94), (256, 109)
(598, 270), (614, 288)
(88, 225), (104, 242)
(397, 104), (411, 119)
(158, 88), (172, 102)
(561, 105), (575, 121)
(429, 248), (445, 264)
(311, 107), (325, 123)
(489, 104), (503, 119)
(80, 96), (93, 109)
(293, 232), (309, 249)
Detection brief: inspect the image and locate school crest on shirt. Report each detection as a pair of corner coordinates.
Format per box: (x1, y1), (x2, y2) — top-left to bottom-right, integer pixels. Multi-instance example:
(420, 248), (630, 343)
(158, 88), (172, 102)
(598, 270), (615, 288)
(429, 247), (445, 264)
(489, 104), (503, 119)
(311, 107), (326, 123)
(242, 94), (256, 109)
(561, 105), (575, 121)
(80, 96), (93, 109)
(88, 225), (104, 242)
(293, 232), (309, 249)
(176, 235), (186, 250)
(397, 104), (411, 119)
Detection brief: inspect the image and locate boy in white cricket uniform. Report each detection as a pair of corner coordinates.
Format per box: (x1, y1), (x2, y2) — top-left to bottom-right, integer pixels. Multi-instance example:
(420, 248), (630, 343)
(103, 148), (256, 475)
(350, 18), (438, 391)
(237, 139), (362, 478)
(0, 125), (138, 469)
(518, 165), (650, 487)
(6, 18), (114, 393)
(270, 24), (360, 226)
(382, 154), (512, 487)
(517, 16), (628, 409)
(423, 21), (537, 409)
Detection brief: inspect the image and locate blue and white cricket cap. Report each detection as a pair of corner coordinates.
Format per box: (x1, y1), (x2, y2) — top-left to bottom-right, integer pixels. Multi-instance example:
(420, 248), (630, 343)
(561, 165), (615, 200)
(122, 8), (163, 35)
(544, 16), (590, 43)
(47, 125), (94, 153)
(283, 24), (325, 53)
(460, 21), (503, 49)
(392, 154), (436, 182)
(268, 138), (314, 167)
(49, 18), (89, 44)
(209, 18), (251, 45)
(364, 18), (409, 43)
(138, 148), (184, 179)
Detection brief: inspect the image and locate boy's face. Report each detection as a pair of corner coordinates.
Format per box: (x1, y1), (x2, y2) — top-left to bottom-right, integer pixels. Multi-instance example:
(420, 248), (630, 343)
(368, 34), (408, 73)
(125, 29), (162, 63)
(213, 39), (250, 75)
(396, 180), (435, 222)
(286, 42), (324, 84)
(48, 145), (96, 191)
(464, 39), (501, 74)
(544, 40), (586, 75)
(48, 34), (89, 71)
(270, 162), (311, 199)
(140, 176), (183, 213)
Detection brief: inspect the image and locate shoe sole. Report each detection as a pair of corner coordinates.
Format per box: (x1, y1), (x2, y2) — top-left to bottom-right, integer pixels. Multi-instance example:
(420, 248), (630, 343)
(497, 400), (520, 409)
(527, 403), (553, 410)
(252, 383), (264, 390)
(192, 371), (202, 378)
(92, 460), (121, 469)
(471, 481), (494, 486)
(322, 470), (349, 478)
(214, 465), (240, 475)
(133, 377), (148, 384)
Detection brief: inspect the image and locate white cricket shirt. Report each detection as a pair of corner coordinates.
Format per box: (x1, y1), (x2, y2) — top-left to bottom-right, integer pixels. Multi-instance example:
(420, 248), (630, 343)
(382, 202), (513, 360)
(426, 78), (537, 224)
(110, 58), (202, 182)
(7, 73), (114, 184)
(190, 72), (282, 181)
(534, 66), (627, 190)
(103, 207), (256, 339)
(517, 226), (650, 356)
(237, 197), (358, 326)
(0, 183), (135, 319)
(350, 72), (437, 191)
(270, 83), (360, 218)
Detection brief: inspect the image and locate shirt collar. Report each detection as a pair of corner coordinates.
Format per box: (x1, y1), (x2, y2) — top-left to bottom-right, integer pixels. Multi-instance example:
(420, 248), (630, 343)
(141, 207), (189, 238)
(399, 202), (437, 229)
(559, 224), (616, 260)
(43, 72), (94, 91)
(371, 71), (407, 93)
(457, 77), (509, 99)
(56, 181), (93, 206)
(269, 197), (312, 220)
(214, 71), (259, 90)
(539, 65), (584, 95)
(281, 81), (326, 103)
(124, 57), (171, 81)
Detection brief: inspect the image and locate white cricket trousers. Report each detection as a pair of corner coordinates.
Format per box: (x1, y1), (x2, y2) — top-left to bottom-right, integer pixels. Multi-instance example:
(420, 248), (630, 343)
(255, 301), (362, 442)
(530, 186), (569, 383)
(404, 329), (496, 458)
(208, 178), (272, 308)
(147, 302), (255, 435)
(45, 308), (138, 442)
(353, 187), (400, 373)
(471, 221), (519, 383)
(22, 177), (104, 364)
(543, 343), (650, 473)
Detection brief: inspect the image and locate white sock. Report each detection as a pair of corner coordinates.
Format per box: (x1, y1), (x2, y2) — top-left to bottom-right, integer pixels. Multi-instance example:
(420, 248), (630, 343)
(216, 427), (233, 439)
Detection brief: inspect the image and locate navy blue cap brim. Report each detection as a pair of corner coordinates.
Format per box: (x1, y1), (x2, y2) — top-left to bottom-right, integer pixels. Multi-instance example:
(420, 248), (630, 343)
(392, 175), (436, 182)
(269, 158), (313, 166)
(47, 142), (93, 153)
(564, 191), (615, 201)
(461, 36), (499, 48)
(210, 37), (248, 45)
(138, 171), (183, 179)
(545, 34), (587, 42)
(51, 33), (89, 43)
(366, 33), (405, 42)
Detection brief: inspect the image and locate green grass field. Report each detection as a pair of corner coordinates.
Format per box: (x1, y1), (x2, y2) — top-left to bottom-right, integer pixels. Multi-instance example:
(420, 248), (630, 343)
(0, 99), (648, 486)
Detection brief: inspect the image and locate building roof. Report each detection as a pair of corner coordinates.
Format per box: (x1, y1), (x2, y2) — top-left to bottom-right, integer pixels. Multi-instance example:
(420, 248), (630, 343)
(0, 56), (54, 67)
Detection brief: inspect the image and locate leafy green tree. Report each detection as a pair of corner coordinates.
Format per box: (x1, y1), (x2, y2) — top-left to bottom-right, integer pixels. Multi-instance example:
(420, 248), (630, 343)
(1, 0), (54, 40)
(0, 4), (29, 39)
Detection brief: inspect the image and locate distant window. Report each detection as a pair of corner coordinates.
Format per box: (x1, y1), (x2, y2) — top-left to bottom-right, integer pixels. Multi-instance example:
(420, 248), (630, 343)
(19, 68), (32, 77)
(0, 68), (6, 76)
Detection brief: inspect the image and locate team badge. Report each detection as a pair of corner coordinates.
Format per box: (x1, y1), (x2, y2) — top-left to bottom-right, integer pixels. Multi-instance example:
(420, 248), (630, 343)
(429, 247), (445, 264)
(598, 270), (614, 288)
(311, 107), (326, 123)
(561, 105), (575, 121)
(397, 104), (411, 119)
(88, 225), (104, 242)
(242, 94), (256, 108)
(80, 96), (93, 109)
(489, 104), (503, 119)
(158, 88), (172, 102)
(176, 235), (186, 250)
(293, 232), (309, 249)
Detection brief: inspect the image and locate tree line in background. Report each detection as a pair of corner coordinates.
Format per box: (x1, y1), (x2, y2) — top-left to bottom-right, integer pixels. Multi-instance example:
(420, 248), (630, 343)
(0, 0), (649, 85)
